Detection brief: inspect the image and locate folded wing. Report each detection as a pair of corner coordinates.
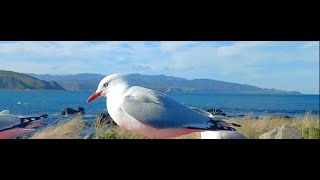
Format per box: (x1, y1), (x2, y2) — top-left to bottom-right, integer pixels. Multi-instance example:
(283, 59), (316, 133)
(122, 87), (211, 129)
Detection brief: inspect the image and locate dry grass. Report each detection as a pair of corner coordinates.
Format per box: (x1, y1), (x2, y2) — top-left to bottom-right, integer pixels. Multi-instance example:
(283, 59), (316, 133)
(94, 115), (200, 139)
(99, 126), (201, 139)
(227, 112), (320, 139)
(93, 113), (147, 139)
(99, 127), (202, 139)
(30, 115), (89, 139)
(28, 112), (319, 139)
(96, 112), (319, 139)
(101, 126), (147, 139)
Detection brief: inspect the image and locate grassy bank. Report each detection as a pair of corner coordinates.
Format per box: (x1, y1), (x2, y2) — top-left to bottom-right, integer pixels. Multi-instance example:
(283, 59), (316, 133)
(30, 116), (89, 139)
(95, 112), (319, 139)
(226, 112), (319, 139)
(28, 112), (319, 139)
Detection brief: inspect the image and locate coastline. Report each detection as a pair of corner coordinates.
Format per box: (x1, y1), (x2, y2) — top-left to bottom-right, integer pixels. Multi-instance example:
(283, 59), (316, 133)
(0, 90), (318, 120)
(0, 89), (69, 92)
(1, 89), (315, 95)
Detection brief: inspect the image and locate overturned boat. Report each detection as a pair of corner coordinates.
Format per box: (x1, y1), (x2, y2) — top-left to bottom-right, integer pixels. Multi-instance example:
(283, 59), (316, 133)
(0, 110), (48, 139)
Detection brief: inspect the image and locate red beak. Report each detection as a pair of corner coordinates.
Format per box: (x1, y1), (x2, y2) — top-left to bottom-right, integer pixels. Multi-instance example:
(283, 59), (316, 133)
(87, 92), (102, 103)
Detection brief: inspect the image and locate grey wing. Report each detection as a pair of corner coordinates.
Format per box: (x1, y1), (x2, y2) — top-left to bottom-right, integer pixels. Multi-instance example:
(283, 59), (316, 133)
(121, 88), (211, 129)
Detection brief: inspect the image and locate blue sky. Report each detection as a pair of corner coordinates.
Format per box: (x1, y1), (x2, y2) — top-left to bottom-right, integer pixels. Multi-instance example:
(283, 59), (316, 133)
(0, 41), (318, 94)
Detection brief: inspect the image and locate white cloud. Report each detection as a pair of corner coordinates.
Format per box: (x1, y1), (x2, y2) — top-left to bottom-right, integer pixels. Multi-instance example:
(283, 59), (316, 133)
(0, 61), (56, 74)
(159, 41), (198, 52)
(0, 41), (133, 58)
(217, 41), (273, 57)
(300, 41), (319, 49)
(0, 41), (318, 93)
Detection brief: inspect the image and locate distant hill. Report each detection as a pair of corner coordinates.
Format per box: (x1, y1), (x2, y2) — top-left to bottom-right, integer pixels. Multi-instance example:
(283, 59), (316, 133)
(28, 73), (104, 91)
(28, 73), (301, 94)
(0, 70), (65, 90)
(126, 74), (301, 94)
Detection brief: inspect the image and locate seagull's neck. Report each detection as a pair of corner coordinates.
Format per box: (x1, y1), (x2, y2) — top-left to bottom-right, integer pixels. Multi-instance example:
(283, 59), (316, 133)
(106, 80), (129, 117)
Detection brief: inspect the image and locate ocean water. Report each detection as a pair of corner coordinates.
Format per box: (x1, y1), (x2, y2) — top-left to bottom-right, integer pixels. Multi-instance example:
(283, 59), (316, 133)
(0, 91), (319, 124)
(167, 93), (319, 116)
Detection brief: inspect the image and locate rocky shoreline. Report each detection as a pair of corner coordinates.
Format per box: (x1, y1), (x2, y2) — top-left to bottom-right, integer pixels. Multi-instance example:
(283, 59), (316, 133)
(8, 106), (310, 139)
(56, 106), (293, 122)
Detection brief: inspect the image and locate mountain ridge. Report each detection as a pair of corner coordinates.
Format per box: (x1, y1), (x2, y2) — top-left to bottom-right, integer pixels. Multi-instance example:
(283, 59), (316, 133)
(0, 70), (65, 91)
(27, 73), (302, 94)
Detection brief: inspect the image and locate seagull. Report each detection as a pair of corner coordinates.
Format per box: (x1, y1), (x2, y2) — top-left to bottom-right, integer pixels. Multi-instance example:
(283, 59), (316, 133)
(87, 74), (246, 139)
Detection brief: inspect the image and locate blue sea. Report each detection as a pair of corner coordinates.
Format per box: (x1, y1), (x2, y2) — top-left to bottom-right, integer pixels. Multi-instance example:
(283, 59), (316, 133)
(0, 91), (319, 124)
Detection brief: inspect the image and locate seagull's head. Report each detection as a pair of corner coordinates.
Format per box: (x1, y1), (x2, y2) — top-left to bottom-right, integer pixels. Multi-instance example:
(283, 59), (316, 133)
(87, 74), (123, 103)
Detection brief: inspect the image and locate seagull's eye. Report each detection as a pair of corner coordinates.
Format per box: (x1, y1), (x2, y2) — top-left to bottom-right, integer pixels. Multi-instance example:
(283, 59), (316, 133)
(104, 83), (108, 87)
